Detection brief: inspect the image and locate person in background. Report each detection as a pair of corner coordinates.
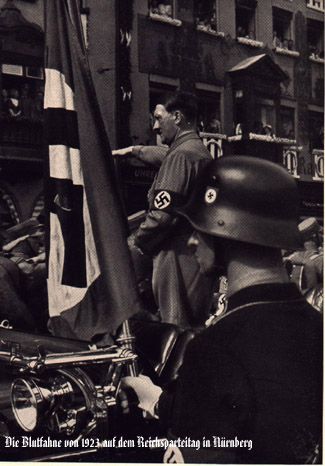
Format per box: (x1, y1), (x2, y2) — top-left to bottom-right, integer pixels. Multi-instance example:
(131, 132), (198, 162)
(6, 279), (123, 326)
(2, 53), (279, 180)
(123, 156), (322, 464)
(1, 89), (9, 116)
(0, 218), (45, 331)
(263, 123), (274, 137)
(272, 30), (281, 48)
(287, 217), (322, 292)
(31, 86), (44, 121)
(282, 38), (289, 50)
(21, 83), (33, 119)
(206, 116), (221, 134)
(237, 26), (246, 38)
(7, 89), (21, 118)
(287, 217), (323, 313)
(113, 92), (217, 328)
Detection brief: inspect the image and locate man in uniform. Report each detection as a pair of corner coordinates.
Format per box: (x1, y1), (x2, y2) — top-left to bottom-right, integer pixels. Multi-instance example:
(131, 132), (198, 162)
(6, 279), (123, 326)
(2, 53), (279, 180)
(114, 92), (216, 328)
(123, 156), (322, 464)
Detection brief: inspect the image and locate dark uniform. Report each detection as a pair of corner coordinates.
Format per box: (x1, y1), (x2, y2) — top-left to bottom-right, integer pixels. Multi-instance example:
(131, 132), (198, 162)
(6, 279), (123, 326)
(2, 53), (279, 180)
(159, 282), (322, 464)
(123, 156), (322, 464)
(133, 132), (216, 327)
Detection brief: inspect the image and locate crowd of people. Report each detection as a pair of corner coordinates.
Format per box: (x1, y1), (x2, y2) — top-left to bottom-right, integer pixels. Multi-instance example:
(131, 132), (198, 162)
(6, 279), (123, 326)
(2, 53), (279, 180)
(149, 0), (173, 18)
(1, 84), (44, 121)
(236, 27), (256, 40)
(0, 217), (47, 332)
(309, 45), (324, 60)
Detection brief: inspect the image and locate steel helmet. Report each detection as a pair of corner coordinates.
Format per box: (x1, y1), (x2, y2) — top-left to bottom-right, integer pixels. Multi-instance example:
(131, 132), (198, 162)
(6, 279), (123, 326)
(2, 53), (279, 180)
(178, 155), (303, 250)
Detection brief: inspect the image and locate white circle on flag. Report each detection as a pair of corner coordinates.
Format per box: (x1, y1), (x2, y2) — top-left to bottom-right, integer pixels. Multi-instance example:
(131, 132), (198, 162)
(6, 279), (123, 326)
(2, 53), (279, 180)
(154, 191), (171, 209)
(205, 188), (217, 204)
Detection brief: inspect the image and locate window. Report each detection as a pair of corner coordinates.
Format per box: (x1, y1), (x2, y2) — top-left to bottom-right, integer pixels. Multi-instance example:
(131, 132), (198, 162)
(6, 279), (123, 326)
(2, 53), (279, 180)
(258, 104), (276, 135)
(2, 64), (23, 76)
(314, 78), (324, 103)
(149, 0), (176, 19)
(306, 0), (324, 11)
(195, 0), (218, 33)
(1, 65), (44, 121)
(149, 86), (174, 113)
(236, 0), (257, 40)
(278, 107), (295, 139)
(197, 91), (221, 133)
(272, 8), (294, 50)
(307, 19), (324, 59)
(309, 111), (324, 150)
(25, 66), (44, 80)
(250, 101), (276, 136)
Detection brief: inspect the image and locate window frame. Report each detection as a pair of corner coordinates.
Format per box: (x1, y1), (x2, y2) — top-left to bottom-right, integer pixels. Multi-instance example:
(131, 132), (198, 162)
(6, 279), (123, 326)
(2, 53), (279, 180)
(195, 0), (222, 35)
(307, 18), (324, 61)
(278, 105), (296, 140)
(148, 0), (182, 26)
(306, 0), (324, 12)
(235, 1), (257, 40)
(196, 88), (223, 135)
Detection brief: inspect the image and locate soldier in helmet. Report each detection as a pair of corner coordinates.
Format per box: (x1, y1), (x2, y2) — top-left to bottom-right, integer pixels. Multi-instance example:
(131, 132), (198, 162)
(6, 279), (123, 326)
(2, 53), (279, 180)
(123, 156), (322, 464)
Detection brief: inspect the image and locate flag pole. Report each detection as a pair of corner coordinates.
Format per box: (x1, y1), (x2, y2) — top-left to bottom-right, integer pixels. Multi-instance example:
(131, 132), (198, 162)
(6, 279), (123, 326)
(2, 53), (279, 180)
(116, 320), (138, 376)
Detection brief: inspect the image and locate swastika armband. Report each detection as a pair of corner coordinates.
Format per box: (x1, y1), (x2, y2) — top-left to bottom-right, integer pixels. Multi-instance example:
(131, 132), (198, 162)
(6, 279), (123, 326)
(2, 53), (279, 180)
(153, 190), (184, 212)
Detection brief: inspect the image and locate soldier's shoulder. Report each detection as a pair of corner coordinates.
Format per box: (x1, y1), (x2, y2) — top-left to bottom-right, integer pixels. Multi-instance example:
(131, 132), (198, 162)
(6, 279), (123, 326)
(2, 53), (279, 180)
(171, 142), (211, 164)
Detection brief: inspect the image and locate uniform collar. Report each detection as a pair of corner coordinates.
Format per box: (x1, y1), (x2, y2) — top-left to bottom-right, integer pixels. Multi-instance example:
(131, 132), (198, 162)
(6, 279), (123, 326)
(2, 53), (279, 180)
(167, 130), (200, 153)
(227, 282), (303, 312)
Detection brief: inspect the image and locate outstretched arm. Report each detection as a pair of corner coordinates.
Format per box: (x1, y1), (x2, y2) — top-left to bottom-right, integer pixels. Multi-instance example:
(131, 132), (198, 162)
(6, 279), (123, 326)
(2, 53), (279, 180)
(112, 145), (167, 168)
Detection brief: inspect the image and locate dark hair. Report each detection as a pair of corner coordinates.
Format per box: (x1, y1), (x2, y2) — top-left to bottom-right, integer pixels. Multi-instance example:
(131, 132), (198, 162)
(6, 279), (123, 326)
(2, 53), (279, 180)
(164, 92), (198, 124)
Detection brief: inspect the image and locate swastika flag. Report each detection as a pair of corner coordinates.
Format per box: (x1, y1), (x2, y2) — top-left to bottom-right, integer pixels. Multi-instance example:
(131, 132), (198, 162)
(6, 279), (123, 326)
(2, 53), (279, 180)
(44, 0), (140, 342)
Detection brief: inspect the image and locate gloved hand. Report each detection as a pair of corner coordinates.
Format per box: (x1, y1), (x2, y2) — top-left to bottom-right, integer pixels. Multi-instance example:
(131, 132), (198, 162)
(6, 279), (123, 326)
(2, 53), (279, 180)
(122, 374), (162, 418)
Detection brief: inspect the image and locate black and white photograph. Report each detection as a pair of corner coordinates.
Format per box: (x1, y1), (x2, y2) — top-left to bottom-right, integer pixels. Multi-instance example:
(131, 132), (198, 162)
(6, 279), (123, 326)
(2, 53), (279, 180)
(0, 0), (323, 463)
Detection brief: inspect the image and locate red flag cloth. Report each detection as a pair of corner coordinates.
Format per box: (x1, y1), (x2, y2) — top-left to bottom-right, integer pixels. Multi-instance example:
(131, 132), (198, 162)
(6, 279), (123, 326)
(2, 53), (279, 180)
(44, 0), (141, 342)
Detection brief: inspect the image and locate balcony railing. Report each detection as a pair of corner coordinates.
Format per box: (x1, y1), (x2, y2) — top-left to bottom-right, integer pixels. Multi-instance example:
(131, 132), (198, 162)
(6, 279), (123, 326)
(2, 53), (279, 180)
(0, 117), (43, 150)
(274, 47), (300, 58)
(237, 36), (264, 48)
(228, 133), (296, 145)
(283, 146), (302, 178)
(312, 149), (324, 181)
(196, 24), (225, 38)
(200, 132), (227, 158)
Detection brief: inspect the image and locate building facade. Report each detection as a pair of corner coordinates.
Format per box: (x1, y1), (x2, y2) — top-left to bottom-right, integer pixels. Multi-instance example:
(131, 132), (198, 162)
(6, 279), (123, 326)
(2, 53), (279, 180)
(0, 0), (323, 226)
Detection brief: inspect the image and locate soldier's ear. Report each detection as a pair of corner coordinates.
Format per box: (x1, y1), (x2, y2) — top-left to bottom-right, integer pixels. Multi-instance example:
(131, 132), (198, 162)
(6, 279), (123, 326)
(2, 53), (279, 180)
(173, 110), (182, 125)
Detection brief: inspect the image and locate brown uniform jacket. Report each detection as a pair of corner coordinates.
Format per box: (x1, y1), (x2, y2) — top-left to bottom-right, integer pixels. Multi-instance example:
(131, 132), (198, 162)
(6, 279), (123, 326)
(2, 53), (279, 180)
(134, 131), (211, 255)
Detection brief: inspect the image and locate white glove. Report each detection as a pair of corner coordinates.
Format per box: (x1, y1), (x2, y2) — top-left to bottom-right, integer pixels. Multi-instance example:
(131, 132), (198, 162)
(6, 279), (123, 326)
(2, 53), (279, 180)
(122, 374), (162, 418)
